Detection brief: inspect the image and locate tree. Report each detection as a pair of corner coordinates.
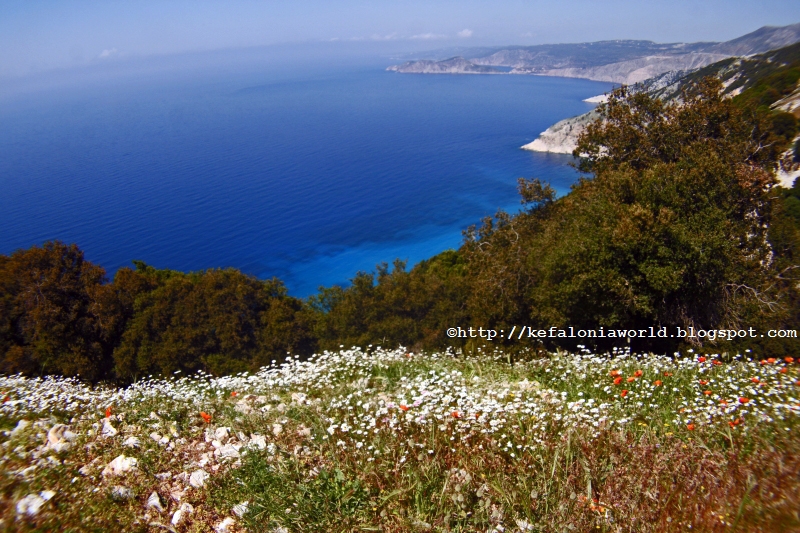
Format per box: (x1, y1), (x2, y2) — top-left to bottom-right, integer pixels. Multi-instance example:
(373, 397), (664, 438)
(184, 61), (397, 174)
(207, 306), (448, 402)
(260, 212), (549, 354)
(0, 241), (113, 380)
(464, 78), (787, 351)
(112, 265), (314, 380)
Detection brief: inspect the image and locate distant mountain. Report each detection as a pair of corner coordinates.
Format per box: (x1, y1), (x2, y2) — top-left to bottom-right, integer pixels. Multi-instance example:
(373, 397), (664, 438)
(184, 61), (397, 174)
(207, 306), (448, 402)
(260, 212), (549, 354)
(705, 22), (800, 55)
(386, 57), (503, 74)
(388, 23), (800, 84)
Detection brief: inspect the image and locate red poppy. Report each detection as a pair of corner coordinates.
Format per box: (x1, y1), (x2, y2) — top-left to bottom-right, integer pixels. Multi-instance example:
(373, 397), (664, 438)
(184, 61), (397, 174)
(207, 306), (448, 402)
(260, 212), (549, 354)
(699, 380), (708, 386)
(698, 357), (706, 363)
(633, 370), (643, 378)
(750, 377), (759, 383)
(780, 367), (788, 374)
(626, 376), (636, 383)
(613, 377), (623, 385)
(399, 405), (409, 411)
(620, 390), (628, 398)
(451, 411), (460, 418)
(230, 391), (238, 397)
(654, 380), (663, 386)
(768, 358), (776, 364)
(687, 424), (695, 431)
(720, 399), (728, 405)
(2, 394), (9, 403)
(738, 397), (749, 404)
(609, 370), (620, 377)
(760, 360), (769, 366)
(663, 372), (673, 377)
(785, 357), (795, 363)
(200, 412), (212, 423)
(105, 406), (113, 418)
(703, 390), (712, 396)
(712, 360), (722, 366)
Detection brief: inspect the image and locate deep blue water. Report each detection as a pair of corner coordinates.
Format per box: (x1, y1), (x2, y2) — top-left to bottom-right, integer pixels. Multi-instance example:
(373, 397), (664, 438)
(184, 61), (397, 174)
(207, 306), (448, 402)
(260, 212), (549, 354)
(0, 50), (612, 297)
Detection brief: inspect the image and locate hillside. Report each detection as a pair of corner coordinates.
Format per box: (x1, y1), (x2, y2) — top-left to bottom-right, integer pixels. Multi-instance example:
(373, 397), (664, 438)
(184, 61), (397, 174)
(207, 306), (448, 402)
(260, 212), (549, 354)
(524, 41), (800, 162)
(389, 23), (800, 83)
(386, 57), (503, 74)
(2, 347), (798, 531)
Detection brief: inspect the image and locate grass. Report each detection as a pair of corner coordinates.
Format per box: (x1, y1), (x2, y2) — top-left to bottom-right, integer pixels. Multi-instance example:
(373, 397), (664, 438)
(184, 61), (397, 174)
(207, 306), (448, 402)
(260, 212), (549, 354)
(0, 346), (798, 532)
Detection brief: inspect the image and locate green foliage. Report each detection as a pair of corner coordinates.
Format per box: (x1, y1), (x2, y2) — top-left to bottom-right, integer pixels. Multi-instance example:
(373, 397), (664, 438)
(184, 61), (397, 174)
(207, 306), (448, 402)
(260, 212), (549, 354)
(310, 252), (469, 351)
(463, 78), (790, 352)
(112, 266), (314, 381)
(0, 242), (112, 380)
(212, 453), (372, 533)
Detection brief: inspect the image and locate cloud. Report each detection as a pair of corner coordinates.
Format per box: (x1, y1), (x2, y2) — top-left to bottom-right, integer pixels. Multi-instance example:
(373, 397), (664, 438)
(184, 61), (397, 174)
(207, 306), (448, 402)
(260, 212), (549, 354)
(98, 48), (119, 59)
(409, 33), (447, 40)
(457, 29), (473, 38)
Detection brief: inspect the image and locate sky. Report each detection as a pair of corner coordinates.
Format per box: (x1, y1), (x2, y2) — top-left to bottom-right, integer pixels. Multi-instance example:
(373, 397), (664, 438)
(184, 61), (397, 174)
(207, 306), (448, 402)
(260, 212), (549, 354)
(1, 0), (800, 78)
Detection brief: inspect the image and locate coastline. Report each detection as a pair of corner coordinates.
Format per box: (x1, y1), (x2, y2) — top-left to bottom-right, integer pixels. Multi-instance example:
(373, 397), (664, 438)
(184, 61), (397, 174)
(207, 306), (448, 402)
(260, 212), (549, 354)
(521, 99), (603, 155)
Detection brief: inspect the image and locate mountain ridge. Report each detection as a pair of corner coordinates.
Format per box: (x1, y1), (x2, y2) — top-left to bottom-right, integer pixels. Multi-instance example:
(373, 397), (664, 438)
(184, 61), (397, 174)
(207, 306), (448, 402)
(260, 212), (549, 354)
(388, 23), (800, 83)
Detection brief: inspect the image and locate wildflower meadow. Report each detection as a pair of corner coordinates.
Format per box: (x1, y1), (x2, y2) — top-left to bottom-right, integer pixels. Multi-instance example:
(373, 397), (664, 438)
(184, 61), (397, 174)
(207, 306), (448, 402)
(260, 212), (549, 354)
(0, 347), (798, 532)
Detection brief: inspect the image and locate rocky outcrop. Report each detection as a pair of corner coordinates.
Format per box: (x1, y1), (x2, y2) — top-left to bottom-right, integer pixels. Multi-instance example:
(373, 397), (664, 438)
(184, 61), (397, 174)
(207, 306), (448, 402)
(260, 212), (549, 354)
(521, 111), (599, 155)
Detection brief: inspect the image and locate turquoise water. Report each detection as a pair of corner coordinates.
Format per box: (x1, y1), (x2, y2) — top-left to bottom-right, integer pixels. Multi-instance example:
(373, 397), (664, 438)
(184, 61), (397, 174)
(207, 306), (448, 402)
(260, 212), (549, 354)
(0, 50), (612, 296)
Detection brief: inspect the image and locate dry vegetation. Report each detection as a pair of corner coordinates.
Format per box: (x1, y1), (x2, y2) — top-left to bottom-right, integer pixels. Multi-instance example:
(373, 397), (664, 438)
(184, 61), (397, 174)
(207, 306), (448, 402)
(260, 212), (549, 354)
(0, 346), (798, 532)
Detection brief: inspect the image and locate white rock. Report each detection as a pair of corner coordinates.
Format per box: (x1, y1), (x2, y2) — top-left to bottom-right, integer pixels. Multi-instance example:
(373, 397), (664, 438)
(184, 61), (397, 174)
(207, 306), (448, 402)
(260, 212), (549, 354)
(271, 423), (283, 436)
(215, 427), (230, 441)
(16, 494), (46, 516)
(248, 434), (267, 450)
(111, 486), (134, 500)
(12, 420), (31, 435)
(234, 400), (252, 414)
(232, 501), (249, 517)
(154, 472), (172, 480)
(50, 441), (72, 453)
(297, 425), (312, 438)
(149, 432), (162, 442)
(159, 436), (170, 445)
(217, 444), (240, 459)
(102, 455), (138, 476)
(40, 491), (55, 501)
(122, 436), (140, 448)
(211, 439), (223, 449)
(101, 419), (118, 438)
(172, 502), (194, 524)
(146, 491), (164, 512)
(47, 424), (77, 445)
(291, 392), (307, 404)
(215, 517), (236, 533)
(188, 469), (209, 488)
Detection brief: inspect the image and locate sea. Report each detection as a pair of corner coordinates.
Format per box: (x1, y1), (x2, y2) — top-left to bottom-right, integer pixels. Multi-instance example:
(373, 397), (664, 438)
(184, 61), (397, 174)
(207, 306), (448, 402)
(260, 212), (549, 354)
(0, 46), (613, 297)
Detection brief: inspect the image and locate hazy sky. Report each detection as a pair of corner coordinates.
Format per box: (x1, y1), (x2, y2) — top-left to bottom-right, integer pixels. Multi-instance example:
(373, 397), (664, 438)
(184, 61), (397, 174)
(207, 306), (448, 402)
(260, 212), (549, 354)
(2, 0), (800, 78)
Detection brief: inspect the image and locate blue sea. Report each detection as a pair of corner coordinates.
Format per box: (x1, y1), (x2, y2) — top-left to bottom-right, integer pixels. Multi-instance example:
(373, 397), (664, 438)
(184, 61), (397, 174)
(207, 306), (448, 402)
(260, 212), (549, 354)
(0, 47), (612, 297)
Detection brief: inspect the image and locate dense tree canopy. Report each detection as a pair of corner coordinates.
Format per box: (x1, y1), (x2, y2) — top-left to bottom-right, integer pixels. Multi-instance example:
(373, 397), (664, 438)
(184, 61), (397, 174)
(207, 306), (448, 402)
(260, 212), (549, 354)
(0, 242), (111, 380)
